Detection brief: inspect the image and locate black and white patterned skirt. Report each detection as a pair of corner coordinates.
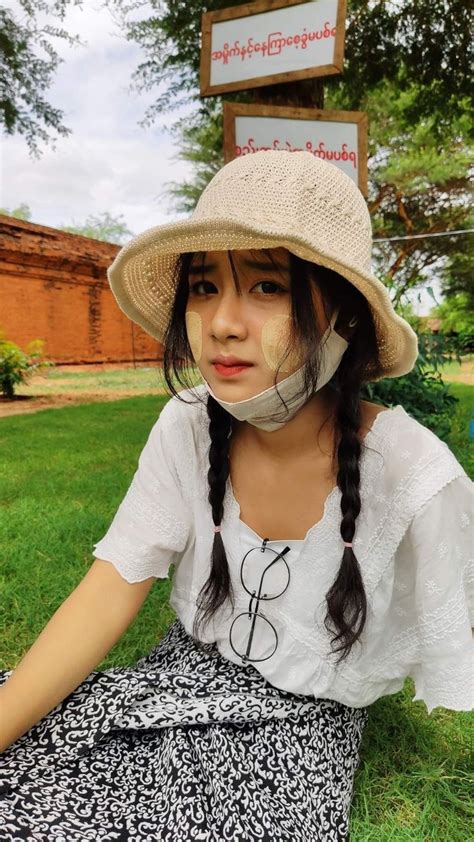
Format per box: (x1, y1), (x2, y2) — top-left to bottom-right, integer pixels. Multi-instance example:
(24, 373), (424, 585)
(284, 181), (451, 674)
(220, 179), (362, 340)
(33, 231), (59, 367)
(0, 619), (368, 841)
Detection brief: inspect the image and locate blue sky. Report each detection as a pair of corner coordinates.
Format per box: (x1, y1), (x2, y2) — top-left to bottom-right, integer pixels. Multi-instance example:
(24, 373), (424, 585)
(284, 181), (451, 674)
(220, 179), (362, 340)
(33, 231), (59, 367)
(0, 1), (439, 314)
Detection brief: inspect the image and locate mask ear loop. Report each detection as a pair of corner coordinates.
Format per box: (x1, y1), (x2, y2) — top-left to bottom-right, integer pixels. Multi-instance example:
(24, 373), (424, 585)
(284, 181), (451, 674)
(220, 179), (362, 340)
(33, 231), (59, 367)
(331, 309), (358, 331)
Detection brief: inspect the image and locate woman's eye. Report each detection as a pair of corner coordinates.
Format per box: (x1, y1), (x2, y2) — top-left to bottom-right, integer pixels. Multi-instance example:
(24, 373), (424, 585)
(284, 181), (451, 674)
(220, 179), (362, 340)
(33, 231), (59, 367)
(253, 281), (286, 295)
(189, 281), (216, 295)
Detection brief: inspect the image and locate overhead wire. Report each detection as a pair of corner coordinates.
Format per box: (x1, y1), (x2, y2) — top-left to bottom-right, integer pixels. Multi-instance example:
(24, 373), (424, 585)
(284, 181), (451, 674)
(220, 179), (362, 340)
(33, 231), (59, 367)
(374, 229), (474, 242)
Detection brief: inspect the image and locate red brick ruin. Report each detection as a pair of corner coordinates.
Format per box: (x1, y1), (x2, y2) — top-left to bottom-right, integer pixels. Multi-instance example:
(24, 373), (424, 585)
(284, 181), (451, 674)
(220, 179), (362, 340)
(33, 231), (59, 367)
(0, 215), (162, 365)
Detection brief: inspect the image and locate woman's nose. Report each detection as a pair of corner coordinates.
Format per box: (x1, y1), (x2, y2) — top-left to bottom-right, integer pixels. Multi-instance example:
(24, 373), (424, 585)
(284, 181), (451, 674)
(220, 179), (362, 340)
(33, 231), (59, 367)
(210, 290), (248, 339)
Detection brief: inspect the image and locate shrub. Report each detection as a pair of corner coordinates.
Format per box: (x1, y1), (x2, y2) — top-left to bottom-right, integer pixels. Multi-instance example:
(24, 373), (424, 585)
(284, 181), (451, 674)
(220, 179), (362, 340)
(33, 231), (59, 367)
(0, 332), (55, 399)
(362, 328), (463, 442)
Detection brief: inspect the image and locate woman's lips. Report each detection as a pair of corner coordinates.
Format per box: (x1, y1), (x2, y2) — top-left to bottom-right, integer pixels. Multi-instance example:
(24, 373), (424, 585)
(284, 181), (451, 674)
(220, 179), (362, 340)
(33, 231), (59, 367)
(212, 363), (254, 377)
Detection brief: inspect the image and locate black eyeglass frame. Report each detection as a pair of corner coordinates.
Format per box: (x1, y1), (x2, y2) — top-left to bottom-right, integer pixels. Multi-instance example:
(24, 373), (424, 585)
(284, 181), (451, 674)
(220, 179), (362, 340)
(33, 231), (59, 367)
(229, 537), (291, 664)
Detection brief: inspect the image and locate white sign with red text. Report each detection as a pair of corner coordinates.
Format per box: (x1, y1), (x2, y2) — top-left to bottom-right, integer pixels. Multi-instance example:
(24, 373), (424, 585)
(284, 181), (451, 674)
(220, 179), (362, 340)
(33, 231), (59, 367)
(234, 115), (359, 185)
(210, 0), (339, 87)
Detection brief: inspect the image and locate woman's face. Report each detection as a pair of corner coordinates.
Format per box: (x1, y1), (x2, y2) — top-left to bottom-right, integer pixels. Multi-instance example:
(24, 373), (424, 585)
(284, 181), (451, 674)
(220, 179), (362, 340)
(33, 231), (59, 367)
(184, 247), (330, 399)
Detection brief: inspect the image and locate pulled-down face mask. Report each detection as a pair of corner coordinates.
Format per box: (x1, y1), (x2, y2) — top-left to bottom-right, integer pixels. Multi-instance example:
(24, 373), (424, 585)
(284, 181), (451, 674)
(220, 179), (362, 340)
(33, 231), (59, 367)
(203, 307), (350, 432)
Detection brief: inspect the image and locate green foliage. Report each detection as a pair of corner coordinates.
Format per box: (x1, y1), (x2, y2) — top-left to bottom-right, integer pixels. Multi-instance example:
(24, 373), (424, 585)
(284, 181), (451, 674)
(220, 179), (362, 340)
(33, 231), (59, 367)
(429, 294), (474, 335)
(0, 333), (55, 399)
(326, 76), (473, 307)
(437, 232), (474, 307)
(0, 205), (134, 245)
(328, 0), (471, 136)
(58, 211), (135, 244)
(108, 1), (471, 132)
(0, 203), (32, 221)
(161, 104), (225, 214)
(362, 333), (464, 442)
(0, 1), (84, 158)
(105, 0), (233, 124)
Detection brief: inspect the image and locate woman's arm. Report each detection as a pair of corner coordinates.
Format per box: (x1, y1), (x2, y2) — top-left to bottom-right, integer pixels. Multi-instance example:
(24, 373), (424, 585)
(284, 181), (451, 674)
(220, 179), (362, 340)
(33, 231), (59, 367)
(0, 559), (154, 754)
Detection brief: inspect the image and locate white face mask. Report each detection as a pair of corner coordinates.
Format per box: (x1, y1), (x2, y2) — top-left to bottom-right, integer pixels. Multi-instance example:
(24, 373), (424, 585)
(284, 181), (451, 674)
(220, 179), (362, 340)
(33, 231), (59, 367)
(203, 307), (349, 431)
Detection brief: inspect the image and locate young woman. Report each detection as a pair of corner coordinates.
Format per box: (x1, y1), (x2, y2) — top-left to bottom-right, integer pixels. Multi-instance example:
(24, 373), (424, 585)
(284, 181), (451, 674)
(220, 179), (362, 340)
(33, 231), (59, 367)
(0, 151), (472, 841)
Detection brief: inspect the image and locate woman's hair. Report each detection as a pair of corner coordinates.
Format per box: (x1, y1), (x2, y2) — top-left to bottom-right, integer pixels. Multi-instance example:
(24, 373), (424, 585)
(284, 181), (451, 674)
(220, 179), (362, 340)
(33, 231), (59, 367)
(162, 248), (384, 666)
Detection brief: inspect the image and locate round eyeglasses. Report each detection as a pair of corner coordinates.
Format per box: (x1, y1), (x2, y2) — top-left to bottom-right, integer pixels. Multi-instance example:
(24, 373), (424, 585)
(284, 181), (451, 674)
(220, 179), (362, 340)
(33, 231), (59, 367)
(229, 537), (291, 663)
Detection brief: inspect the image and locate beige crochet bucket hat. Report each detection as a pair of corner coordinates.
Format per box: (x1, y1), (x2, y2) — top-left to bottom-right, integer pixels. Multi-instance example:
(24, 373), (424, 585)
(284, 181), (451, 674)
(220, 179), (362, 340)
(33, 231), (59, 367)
(107, 150), (418, 380)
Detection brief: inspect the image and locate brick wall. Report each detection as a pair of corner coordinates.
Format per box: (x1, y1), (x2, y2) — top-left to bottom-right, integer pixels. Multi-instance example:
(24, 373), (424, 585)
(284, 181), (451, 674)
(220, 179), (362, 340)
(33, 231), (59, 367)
(0, 215), (163, 364)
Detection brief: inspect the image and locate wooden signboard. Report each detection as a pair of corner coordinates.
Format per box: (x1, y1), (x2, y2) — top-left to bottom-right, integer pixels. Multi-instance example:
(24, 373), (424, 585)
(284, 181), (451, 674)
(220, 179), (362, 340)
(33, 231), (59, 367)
(200, 0), (347, 97)
(223, 101), (368, 195)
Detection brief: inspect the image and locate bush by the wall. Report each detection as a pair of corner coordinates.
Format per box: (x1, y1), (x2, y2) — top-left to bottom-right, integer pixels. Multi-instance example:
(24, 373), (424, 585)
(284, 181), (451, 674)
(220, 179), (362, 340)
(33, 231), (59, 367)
(0, 333), (55, 399)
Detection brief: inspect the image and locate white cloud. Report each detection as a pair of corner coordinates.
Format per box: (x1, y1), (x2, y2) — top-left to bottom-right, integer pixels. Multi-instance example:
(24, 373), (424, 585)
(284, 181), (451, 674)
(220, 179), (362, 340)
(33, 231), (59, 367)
(0, 0), (195, 234)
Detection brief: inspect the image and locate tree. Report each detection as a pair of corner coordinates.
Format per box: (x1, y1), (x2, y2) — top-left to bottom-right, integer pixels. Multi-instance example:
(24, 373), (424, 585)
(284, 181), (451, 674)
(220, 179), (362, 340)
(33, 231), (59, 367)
(161, 102), (225, 215)
(108, 0), (473, 314)
(339, 80), (473, 311)
(0, 0), (84, 158)
(429, 294), (474, 335)
(0, 203), (133, 244)
(437, 233), (474, 310)
(58, 211), (134, 243)
(0, 202), (32, 220)
(107, 0), (471, 133)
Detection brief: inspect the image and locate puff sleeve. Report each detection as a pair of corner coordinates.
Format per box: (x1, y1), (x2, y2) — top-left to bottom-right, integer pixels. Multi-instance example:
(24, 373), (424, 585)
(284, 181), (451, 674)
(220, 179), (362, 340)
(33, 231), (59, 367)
(92, 399), (192, 583)
(403, 474), (474, 714)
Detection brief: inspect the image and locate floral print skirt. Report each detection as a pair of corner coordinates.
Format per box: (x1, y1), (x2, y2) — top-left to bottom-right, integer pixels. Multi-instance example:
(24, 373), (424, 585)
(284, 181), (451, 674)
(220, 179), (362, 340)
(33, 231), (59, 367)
(0, 619), (368, 841)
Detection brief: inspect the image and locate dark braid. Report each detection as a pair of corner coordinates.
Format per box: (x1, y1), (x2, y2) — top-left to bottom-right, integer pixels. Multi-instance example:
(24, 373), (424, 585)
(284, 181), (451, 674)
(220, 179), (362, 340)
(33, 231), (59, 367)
(191, 394), (236, 643)
(324, 386), (367, 666)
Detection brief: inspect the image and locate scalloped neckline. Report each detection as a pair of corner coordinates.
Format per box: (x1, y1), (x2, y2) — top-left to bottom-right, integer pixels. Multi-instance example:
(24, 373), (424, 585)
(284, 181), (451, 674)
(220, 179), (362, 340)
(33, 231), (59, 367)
(229, 404), (405, 545)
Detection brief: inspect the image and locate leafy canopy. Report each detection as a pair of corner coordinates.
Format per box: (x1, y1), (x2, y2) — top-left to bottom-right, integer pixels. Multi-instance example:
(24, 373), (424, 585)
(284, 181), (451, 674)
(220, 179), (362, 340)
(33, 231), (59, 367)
(0, 1), (85, 157)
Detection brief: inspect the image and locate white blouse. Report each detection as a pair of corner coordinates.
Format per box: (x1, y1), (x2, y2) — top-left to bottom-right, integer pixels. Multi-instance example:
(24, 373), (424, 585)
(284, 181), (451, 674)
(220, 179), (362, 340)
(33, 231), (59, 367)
(93, 384), (474, 715)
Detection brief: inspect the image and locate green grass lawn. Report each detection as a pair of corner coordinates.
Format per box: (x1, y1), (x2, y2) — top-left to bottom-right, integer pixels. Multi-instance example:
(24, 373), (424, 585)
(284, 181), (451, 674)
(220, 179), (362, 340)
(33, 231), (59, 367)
(0, 384), (472, 840)
(0, 394), (177, 669)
